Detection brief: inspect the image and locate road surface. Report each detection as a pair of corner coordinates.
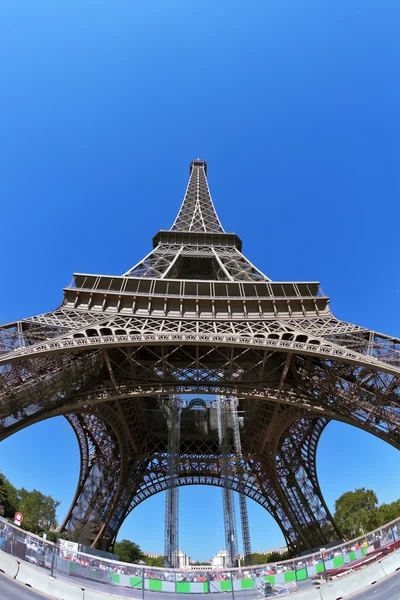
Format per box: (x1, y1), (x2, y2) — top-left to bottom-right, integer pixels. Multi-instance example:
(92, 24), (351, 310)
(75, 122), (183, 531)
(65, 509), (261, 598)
(0, 572), (52, 600)
(353, 568), (400, 599)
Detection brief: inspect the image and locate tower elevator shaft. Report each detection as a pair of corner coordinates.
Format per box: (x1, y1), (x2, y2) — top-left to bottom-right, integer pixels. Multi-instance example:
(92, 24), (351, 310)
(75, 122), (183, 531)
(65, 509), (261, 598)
(164, 396), (181, 568)
(229, 396), (252, 565)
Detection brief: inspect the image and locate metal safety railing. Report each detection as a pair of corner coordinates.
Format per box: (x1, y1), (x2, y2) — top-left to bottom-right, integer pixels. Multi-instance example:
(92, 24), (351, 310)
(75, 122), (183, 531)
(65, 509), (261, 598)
(0, 515), (399, 597)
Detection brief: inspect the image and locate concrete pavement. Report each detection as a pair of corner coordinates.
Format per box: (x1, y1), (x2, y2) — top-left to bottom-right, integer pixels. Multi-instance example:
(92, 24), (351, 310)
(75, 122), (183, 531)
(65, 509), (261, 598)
(0, 572), (52, 600)
(352, 568), (400, 599)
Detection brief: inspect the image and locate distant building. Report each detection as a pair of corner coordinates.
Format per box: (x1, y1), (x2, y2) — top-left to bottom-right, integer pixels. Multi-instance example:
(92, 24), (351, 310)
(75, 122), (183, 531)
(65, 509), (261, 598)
(212, 550), (230, 568)
(142, 551), (163, 559)
(143, 550), (190, 567)
(177, 550), (190, 567)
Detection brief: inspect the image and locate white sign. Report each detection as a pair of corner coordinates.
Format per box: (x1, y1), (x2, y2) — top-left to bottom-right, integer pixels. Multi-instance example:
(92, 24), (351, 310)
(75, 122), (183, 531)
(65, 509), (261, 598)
(14, 512), (23, 526)
(59, 539), (79, 553)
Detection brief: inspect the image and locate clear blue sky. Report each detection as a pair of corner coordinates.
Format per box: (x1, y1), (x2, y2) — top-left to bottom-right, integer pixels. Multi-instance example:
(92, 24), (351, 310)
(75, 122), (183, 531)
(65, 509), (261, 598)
(0, 1), (400, 562)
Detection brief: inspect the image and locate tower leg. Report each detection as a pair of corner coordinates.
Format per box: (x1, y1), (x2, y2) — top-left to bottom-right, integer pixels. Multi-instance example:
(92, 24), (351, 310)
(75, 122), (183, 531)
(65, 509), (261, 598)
(273, 413), (343, 551)
(61, 411), (125, 549)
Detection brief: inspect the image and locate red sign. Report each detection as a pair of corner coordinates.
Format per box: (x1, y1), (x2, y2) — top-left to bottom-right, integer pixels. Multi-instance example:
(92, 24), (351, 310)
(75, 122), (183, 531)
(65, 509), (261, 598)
(14, 512), (23, 523)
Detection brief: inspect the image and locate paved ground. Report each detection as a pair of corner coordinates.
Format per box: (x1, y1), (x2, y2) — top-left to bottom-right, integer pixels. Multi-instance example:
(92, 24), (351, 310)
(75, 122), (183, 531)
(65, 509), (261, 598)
(352, 569), (400, 599)
(0, 572), (52, 600)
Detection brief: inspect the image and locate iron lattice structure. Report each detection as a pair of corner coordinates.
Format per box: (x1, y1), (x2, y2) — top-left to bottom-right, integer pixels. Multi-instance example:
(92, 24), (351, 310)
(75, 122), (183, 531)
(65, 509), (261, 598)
(217, 396), (239, 567)
(164, 395), (181, 568)
(1, 160), (400, 555)
(229, 396), (252, 564)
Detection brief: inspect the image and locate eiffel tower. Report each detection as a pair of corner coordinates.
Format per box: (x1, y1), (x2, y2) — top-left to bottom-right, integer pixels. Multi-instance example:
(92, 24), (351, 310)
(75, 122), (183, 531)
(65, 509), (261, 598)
(1, 160), (399, 561)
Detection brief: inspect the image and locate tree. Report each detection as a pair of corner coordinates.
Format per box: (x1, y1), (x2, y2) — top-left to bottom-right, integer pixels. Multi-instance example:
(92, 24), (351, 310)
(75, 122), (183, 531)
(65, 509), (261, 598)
(267, 551), (288, 563)
(144, 556), (164, 567)
(114, 539), (144, 564)
(248, 551), (288, 565)
(45, 530), (76, 544)
(0, 473), (19, 518)
(334, 488), (378, 538)
(376, 500), (400, 527)
(18, 489), (60, 534)
(249, 552), (269, 565)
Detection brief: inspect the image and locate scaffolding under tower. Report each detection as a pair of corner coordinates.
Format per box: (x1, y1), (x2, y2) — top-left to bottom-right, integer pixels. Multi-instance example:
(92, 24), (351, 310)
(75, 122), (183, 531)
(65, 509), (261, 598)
(229, 396), (252, 565)
(164, 395), (181, 568)
(217, 396), (252, 567)
(217, 396), (238, 568)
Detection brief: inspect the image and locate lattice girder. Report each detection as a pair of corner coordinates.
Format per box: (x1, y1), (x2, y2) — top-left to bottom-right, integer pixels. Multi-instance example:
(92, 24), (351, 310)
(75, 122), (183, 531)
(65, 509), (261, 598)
(48, 384), (394, 552)
(1, 159), (400, 555)
(61, 408), (123, 547)
(171, 161), (224, 233)
(85, 424), (295, 548)
(267, 409), (342, 550)
(2, 314), (399, 378)
(1, 333), (399, 447)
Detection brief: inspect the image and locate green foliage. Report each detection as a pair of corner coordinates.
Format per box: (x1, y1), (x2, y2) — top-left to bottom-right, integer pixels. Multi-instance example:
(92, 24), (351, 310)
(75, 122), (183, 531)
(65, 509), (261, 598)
(376, 500), (400, 526)
(18, 488), (60, 534)
(267, 551), (288, 563)
(144, 556), (164, 567)
(334, 488), (378, 538)
(114, 539), (144, 564)
(0, 473), (19, 518)
(248, 552), (269, 565)
(45, 530), (76, 543)
(248, 551), (288, 565)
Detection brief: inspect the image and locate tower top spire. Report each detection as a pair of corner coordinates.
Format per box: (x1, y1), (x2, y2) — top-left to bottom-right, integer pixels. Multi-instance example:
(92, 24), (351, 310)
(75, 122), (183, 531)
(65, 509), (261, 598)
(171, 159), (224, 233)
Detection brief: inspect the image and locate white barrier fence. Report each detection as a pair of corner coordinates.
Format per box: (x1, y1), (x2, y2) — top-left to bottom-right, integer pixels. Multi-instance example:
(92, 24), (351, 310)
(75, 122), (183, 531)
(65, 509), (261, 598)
(1, 513), (400, 598)
(1, 548), (400, 599)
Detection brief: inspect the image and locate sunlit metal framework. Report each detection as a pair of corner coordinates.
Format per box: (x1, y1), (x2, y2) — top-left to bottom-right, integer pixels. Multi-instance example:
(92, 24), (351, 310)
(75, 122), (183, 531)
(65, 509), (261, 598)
(217, 396), (239, 568)
(229, 396), (252, 564)
(215, 395), (252, 567)
(164, 395), (181, 568)
(1, 159), (400, 555)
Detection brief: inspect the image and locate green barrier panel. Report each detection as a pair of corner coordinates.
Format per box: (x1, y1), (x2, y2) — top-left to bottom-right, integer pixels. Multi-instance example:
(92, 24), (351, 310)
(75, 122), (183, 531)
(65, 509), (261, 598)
(221, 580), (232, 591)
(348, 551), (356, 562)
(264, 575), (275, 584)
(203, 582), (208, 593)
(316, 563), (325, 574)
(112, 573), (120, 584)
(284, 571), (296, 582)
(361, 548), (366, 557)
(130, 576), (142, 588)
(176, 582), (190, 593)
(70, 562), (78, 574)
(149, 580), (163, 591)
(333, 556), (344, 568)
(296, 568), (307, 581)
(241, 578), (254, 589)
